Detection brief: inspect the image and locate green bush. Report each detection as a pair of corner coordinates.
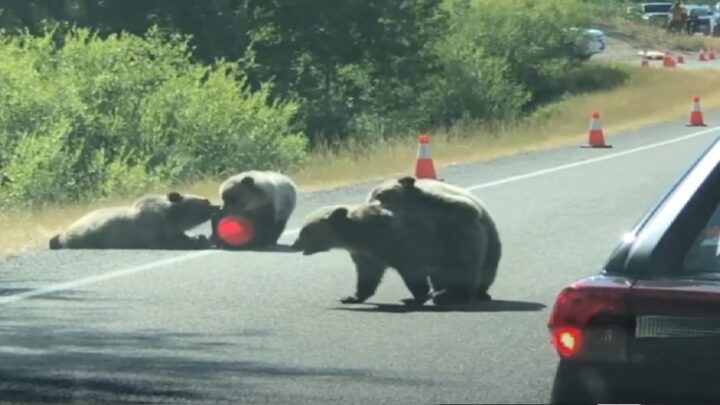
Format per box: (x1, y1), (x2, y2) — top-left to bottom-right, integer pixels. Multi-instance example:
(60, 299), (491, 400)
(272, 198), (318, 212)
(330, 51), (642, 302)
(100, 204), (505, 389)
(344, 0), (621, 138)
(0, 0), (632, 210)
(455, 0), (594, 105)
(582, 0), (633, 18)
(0, 26), (306, 208)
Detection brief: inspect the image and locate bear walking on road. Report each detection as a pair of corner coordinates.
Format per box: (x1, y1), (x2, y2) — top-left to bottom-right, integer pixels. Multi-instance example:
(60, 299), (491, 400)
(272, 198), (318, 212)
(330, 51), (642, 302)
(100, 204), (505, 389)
(291, 202), (445, 305)
(48, 192), (219, 250)
(367, 176), (502, 304)
(214, 170), (297, 249)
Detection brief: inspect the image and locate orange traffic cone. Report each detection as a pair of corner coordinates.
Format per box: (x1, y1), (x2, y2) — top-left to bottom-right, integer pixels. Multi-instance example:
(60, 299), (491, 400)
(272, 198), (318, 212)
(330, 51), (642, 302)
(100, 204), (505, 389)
(415, 133), (437, 179)
(688, 96), (707, 127)
(582, 112), (612, 149)
(663, 53), (676, 68)
(700, 51), (707, 61)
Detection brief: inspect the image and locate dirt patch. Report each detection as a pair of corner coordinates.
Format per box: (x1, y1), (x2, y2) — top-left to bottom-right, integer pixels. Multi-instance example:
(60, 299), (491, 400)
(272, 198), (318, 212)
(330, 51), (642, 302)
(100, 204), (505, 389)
(593, 30), (645, 63)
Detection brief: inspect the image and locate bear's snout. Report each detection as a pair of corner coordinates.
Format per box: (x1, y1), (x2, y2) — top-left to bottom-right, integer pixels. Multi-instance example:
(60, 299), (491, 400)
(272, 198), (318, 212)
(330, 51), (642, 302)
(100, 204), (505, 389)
(290, 238), (319, 255)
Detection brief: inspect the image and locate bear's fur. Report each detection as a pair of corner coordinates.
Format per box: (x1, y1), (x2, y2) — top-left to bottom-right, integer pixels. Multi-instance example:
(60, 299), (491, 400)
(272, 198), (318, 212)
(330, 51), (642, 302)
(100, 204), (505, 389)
(48, 191), (219, 250)
(214, 170), (297, 249)
(367, 176), (502, 304)
(291, 201), (471, 306)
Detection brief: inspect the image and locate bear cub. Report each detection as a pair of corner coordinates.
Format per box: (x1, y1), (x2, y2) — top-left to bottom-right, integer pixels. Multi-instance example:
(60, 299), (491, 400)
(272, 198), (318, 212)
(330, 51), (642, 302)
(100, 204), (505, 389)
(213, 170), (297, 249)
(49, 191), (219, 250)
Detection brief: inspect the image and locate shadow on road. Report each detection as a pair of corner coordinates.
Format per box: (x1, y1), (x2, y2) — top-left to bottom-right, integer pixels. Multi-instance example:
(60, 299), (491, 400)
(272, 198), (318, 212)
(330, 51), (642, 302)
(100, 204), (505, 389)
(0, 315), (435, 404)
(330, 299), (547, 314)
(247, 243), (297, 253)
(214, 243), (298, 253)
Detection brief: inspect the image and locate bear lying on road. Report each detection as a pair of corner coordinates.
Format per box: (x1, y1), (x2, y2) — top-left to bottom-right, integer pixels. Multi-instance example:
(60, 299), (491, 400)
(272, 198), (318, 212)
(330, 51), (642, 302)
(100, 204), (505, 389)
(48, 192), (219, 250)
(367, 176), (502, 304)
(213, 170), (297, 249)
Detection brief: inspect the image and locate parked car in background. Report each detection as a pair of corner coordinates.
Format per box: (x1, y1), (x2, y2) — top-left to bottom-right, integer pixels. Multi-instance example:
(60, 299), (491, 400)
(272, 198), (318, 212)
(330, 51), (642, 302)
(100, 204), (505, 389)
(683, 4), (715, 35)
(570, 28), (606, 60)
(628, 2), (673, 26)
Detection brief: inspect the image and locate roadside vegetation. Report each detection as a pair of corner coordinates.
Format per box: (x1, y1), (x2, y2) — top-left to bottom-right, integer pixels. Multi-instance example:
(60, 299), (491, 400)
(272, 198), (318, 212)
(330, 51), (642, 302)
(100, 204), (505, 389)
(2, 0), (720, 255)
(0, 0), (606, 210)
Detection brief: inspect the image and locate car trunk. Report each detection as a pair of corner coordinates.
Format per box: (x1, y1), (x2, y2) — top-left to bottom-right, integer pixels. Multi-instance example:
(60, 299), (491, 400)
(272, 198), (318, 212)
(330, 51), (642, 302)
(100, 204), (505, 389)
(619, 277), (720, 400)
(630, 278), (720, 359)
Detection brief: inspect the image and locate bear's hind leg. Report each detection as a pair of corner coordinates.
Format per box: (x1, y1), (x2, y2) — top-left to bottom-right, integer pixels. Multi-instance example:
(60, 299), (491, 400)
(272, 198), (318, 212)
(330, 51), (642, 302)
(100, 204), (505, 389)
(431, 262), (488, 302)
(429, 272), (447, 294)
(474, 285), (492, 301)
(341, 253), (387, 304)
(396, 267), (431, 306)
(430, 264), (478, 306)
(433, 224), (489, 305)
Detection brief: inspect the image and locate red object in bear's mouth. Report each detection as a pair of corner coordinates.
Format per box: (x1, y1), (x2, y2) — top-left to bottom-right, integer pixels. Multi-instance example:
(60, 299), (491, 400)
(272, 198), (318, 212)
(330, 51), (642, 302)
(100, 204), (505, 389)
(216, 216), (255, 246)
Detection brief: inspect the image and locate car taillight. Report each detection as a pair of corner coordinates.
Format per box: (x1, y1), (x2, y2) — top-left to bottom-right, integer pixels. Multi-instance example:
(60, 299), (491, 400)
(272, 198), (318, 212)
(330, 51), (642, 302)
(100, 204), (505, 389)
(552, 326), (582, 357)
(548, 276), (633, 361)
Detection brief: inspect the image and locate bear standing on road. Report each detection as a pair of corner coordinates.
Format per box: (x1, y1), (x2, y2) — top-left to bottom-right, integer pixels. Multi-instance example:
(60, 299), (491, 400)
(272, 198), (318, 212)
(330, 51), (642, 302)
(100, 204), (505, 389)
(48, 192), (219, 250)
(213, 170), (297, 249)
(291, 202), (444, 306)
(367, 176), (502, 304)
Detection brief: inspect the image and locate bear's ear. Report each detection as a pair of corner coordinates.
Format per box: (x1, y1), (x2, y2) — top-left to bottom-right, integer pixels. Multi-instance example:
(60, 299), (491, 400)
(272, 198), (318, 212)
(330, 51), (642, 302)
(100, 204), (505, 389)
(167, 191), (184, 203)
(398, 176), (416, 189)
(328, 207), (349, 223)
(240, 176), (255, 187)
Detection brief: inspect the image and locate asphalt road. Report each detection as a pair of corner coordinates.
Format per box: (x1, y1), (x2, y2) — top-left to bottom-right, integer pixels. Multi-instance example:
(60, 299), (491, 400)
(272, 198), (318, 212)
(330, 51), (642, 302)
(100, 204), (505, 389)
(2, 114), (720, 404)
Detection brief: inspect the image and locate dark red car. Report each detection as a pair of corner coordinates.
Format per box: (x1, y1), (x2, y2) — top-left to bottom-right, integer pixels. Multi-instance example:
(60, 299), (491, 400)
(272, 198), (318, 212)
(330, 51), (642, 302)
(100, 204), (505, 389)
(548, 136), (720, 404)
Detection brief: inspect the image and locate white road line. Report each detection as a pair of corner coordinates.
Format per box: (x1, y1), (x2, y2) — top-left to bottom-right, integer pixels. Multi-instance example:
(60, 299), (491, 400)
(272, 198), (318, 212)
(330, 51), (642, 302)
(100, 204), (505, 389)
(0, 251), (215, 305)
(468, 126), (720, 191)
(1, 125), (718, 306)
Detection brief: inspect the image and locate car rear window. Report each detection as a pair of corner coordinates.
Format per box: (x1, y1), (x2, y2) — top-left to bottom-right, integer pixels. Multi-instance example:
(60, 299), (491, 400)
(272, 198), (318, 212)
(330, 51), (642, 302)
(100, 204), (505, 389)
(689, 8), (711, 17)
(643, 4), (672, 13)
(683, 203), (720, 274)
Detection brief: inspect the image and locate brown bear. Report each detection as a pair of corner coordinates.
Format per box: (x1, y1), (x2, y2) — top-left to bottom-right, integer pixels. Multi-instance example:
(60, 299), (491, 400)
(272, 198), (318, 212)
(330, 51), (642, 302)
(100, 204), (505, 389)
(213, 170), (297, 249)
(291, 201), (476, 306)
(48, 191), (220, 250)
(367, 176), (502, 304)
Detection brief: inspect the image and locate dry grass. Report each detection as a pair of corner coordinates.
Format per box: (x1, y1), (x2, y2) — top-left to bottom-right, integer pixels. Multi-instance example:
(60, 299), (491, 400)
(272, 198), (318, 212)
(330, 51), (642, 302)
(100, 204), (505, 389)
(4, 64), (720, 256)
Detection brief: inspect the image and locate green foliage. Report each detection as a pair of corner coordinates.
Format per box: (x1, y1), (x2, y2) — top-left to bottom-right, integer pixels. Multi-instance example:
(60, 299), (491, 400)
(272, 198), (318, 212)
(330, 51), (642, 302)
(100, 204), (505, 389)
(239, 0), (449, 142)
(359, 0), (626, 134)
(454, 0), (593, 104)
(581, 0), (633, 18)
(0, 0), (631, 208)
(0, 26), (305, 208)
